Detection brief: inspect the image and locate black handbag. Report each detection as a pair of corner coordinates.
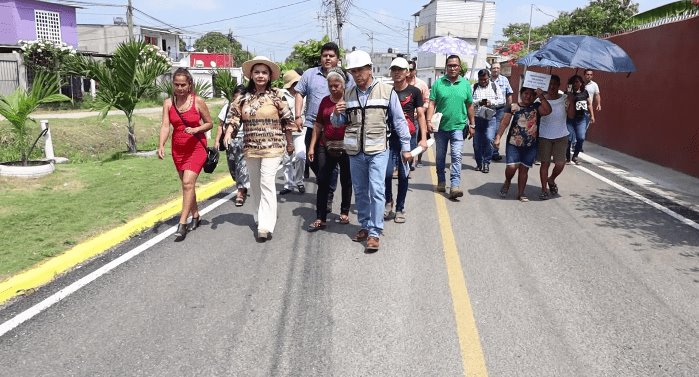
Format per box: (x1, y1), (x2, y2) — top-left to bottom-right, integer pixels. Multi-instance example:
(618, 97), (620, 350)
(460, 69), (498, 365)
(171, 98), (219, 173)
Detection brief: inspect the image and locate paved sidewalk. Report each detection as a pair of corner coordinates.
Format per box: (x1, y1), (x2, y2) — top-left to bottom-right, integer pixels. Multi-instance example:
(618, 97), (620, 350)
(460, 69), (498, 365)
(580, 142), (699, 212)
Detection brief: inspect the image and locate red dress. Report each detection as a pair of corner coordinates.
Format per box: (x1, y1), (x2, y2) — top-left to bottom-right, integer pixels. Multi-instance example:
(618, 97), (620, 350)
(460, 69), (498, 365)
(169, 95), (207, 173)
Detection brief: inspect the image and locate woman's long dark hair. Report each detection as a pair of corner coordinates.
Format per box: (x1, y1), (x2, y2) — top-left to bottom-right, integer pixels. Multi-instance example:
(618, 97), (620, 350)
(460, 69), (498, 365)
(172, 67), (194, 94)
(568, 75), (584, 92)
(245, 63), (273, 93)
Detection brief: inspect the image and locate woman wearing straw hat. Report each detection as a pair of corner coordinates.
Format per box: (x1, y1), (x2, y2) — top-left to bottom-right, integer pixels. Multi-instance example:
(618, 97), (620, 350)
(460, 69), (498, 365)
(223, 56), (294, 241)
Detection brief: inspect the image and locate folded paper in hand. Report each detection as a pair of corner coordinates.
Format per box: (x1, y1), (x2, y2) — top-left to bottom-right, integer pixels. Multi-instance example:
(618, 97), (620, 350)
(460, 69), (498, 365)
(431, 112), (442, 131)
(476, 106), (496, 120)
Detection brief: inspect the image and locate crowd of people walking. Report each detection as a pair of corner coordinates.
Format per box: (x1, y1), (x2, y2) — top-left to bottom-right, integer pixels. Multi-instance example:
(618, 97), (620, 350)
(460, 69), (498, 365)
(159, 42), (601, 252)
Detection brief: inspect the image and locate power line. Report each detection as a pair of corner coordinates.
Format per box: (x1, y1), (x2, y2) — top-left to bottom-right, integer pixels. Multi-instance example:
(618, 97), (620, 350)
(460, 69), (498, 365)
(180, 0), (312, 29)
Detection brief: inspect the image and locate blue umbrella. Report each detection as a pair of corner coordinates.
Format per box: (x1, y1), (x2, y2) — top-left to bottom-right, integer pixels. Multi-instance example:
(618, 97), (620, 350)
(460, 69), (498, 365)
(534, 35), (636, 73)
(516, 50), (566, 68)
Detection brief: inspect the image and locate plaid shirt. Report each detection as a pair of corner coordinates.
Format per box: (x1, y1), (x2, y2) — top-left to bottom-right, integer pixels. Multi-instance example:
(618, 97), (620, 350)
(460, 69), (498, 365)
(472, 80), (505, 108)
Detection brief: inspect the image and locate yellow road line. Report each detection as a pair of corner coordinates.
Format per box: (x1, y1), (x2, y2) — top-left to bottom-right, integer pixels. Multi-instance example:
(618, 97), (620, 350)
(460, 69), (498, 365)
(0, 176), (234, 305)
(427, 148), (489, 377)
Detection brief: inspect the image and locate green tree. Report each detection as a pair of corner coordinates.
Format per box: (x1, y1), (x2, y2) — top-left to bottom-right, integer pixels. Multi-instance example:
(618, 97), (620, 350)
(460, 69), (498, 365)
(66, 41), (171, 153)
(285, 35), (336, 70)
(194, 32), (233, 52)
(194, 32), (251, 66)
(496, 0), (640, 55)
(0, 71), (70, 165)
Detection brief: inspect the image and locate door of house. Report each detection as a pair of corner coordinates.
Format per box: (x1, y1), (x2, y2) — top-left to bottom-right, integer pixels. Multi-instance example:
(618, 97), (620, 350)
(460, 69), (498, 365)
(0, 60), (20, 96)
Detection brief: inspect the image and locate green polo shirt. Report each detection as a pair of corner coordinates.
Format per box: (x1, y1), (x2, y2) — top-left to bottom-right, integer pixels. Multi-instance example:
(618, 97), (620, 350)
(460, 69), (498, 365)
(429, 75), (473, 131)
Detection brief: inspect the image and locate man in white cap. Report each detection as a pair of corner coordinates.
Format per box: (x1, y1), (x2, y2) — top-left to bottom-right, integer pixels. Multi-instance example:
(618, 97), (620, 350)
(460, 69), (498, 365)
(384, 57), (428, 223)
(279, 69), (307, 195)
(342, 50), (412, 253)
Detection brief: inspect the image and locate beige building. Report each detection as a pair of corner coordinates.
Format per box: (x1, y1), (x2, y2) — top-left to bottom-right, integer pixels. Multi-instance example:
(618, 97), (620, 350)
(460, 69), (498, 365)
(78, 23), (180, 59)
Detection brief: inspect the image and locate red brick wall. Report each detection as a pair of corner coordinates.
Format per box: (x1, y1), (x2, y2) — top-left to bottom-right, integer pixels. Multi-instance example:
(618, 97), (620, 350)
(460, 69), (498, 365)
(508, 16), (699, 178)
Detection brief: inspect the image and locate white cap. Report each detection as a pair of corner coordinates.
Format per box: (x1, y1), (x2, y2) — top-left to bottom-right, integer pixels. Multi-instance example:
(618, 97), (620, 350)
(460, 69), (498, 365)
(390, 57), (409, 69)
(345, 50), (372, 70)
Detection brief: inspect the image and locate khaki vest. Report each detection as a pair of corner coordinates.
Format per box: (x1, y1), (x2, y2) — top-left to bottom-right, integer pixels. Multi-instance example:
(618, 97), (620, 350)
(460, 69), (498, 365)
(343, 81), (393, 155)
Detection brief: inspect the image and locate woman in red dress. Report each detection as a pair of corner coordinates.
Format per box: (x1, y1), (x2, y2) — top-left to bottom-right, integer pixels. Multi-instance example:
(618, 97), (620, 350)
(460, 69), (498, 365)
(158, 68), (213, 241)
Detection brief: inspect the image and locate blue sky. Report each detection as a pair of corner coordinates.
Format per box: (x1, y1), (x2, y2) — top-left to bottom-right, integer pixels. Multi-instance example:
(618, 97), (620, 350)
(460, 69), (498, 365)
(75, 0), (670, 61)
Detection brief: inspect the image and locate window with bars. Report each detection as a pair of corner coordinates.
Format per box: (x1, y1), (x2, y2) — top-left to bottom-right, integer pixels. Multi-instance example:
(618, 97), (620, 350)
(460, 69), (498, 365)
(144, 36), (158, 46)
(35, 10), (62, 42)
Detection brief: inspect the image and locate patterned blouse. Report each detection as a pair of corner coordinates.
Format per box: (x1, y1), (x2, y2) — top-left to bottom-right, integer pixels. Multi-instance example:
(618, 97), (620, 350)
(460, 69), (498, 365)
(225, 88), (293, 158)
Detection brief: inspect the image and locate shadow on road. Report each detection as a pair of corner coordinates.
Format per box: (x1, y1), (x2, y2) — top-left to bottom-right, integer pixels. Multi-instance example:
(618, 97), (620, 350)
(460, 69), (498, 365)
(571, 188), (699, 260)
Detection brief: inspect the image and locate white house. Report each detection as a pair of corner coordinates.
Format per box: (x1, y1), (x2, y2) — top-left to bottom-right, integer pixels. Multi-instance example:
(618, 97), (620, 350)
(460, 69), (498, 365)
(412, 0), (496, 86)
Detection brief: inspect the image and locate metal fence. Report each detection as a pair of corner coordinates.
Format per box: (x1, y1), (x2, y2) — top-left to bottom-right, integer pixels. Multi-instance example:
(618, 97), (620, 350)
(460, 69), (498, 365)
(0, 60), (20, 96)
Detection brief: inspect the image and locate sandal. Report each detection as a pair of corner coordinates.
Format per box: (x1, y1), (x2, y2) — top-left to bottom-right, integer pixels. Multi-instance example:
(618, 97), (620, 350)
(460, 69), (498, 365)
(235, 191), (246, 207)
(518, 195), (530, 202)
(499, 182), (510, 198)
(548, 180), (559, 195)
(539, 191), (550, 200)
(308, 219), (326, 232)
(337, 213), (350, 224)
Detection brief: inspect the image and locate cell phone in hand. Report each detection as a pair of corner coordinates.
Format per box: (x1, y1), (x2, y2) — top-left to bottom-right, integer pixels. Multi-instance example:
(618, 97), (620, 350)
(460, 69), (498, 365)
(481, 99), (487, 105)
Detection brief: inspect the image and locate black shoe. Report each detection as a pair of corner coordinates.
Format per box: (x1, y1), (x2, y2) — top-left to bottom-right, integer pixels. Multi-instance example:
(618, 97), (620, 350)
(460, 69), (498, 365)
(279, 188), (293, 195)
(297, 184), (305, 194)
(475, 165), (482, 171)
(174, 223), (187, 241)
(482, 164), (490, 173)
(492, 154), (503, 162)
(189, 216), (201, 231)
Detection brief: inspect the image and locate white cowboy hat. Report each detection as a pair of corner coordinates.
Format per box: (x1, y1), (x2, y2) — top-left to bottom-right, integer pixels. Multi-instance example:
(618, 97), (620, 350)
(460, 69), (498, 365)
(242, 56), (281, 81)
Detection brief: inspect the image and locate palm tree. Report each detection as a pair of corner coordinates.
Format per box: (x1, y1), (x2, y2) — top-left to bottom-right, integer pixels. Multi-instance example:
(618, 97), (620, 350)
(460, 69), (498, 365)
(67, 40), (170, 153)
(211, 69), (239, 102)
(0, 71), (70, 165)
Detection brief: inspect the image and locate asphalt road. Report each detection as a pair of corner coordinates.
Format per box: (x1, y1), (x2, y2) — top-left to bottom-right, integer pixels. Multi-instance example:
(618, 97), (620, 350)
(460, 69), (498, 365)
(1, 143), (698, 377)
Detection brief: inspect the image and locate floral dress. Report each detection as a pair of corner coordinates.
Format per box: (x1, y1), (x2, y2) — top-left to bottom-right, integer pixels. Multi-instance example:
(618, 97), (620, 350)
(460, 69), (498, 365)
(507, 102), (542, 148)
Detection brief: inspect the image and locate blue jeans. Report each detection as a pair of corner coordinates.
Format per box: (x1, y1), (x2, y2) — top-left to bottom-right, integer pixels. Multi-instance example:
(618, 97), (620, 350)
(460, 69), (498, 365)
(473, 116), (497, 166)
(493, 107), (505, 156)
(385, 137), (409, 212)
(350, 149), (390, 238)
(434, 130), (464, 188)
(567, 112), (589, 158)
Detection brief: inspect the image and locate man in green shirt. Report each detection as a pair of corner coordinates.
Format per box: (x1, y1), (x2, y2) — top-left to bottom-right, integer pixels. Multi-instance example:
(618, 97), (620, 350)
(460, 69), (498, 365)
(426, 55), (475, 200)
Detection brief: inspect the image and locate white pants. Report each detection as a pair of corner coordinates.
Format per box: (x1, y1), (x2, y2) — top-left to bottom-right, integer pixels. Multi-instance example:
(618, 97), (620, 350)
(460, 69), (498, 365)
(248, 156), (283, 233)
(283, 129), (307, 189)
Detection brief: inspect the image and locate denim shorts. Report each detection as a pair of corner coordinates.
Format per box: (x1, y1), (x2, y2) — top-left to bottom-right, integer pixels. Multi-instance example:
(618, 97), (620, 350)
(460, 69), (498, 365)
(506, 143), (538, 168)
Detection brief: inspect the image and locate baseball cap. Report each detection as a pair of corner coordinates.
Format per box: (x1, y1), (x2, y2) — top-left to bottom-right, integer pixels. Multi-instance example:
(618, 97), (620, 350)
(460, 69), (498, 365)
(390, 57), (409, 69)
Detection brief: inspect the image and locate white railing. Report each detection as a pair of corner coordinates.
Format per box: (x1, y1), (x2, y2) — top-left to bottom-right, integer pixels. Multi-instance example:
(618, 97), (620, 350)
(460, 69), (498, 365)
(602, 9), (699, 38)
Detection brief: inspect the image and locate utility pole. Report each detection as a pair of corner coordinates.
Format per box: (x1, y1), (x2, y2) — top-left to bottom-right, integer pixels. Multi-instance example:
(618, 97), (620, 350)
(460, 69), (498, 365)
(406, 21), (410, 59)
(333, 0), (343, 50)
(470, 0), (486, 81)
(363, 32), (374, 54)
(126, 0), (134, 41)
(527, 4), (534, 52)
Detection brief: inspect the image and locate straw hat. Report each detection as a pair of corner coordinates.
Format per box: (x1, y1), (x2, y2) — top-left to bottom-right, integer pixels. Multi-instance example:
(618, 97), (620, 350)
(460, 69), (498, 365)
(242, 56), (281, 81)
(282, 70), (301, 89)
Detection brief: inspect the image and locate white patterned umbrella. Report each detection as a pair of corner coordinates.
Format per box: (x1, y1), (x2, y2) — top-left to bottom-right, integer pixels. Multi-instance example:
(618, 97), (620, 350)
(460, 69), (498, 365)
(418, 36), (477, 56)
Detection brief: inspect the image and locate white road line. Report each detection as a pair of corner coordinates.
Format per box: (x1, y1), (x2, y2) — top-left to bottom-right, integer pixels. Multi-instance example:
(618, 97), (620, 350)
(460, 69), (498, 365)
(0, 192), (236, 337)
(575, 164), (699, 231)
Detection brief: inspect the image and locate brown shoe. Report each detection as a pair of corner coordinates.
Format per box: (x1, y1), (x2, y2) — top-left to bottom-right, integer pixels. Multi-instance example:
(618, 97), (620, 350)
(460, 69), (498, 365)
(449, 187), (464, 199)
(365, 236), (380, 253)
(435, 182), (446, 192)
(352, 229), (369, 242)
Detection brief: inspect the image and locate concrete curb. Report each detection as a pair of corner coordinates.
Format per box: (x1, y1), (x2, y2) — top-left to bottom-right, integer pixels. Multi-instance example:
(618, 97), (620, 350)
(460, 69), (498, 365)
(0, 176), (234, 306)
